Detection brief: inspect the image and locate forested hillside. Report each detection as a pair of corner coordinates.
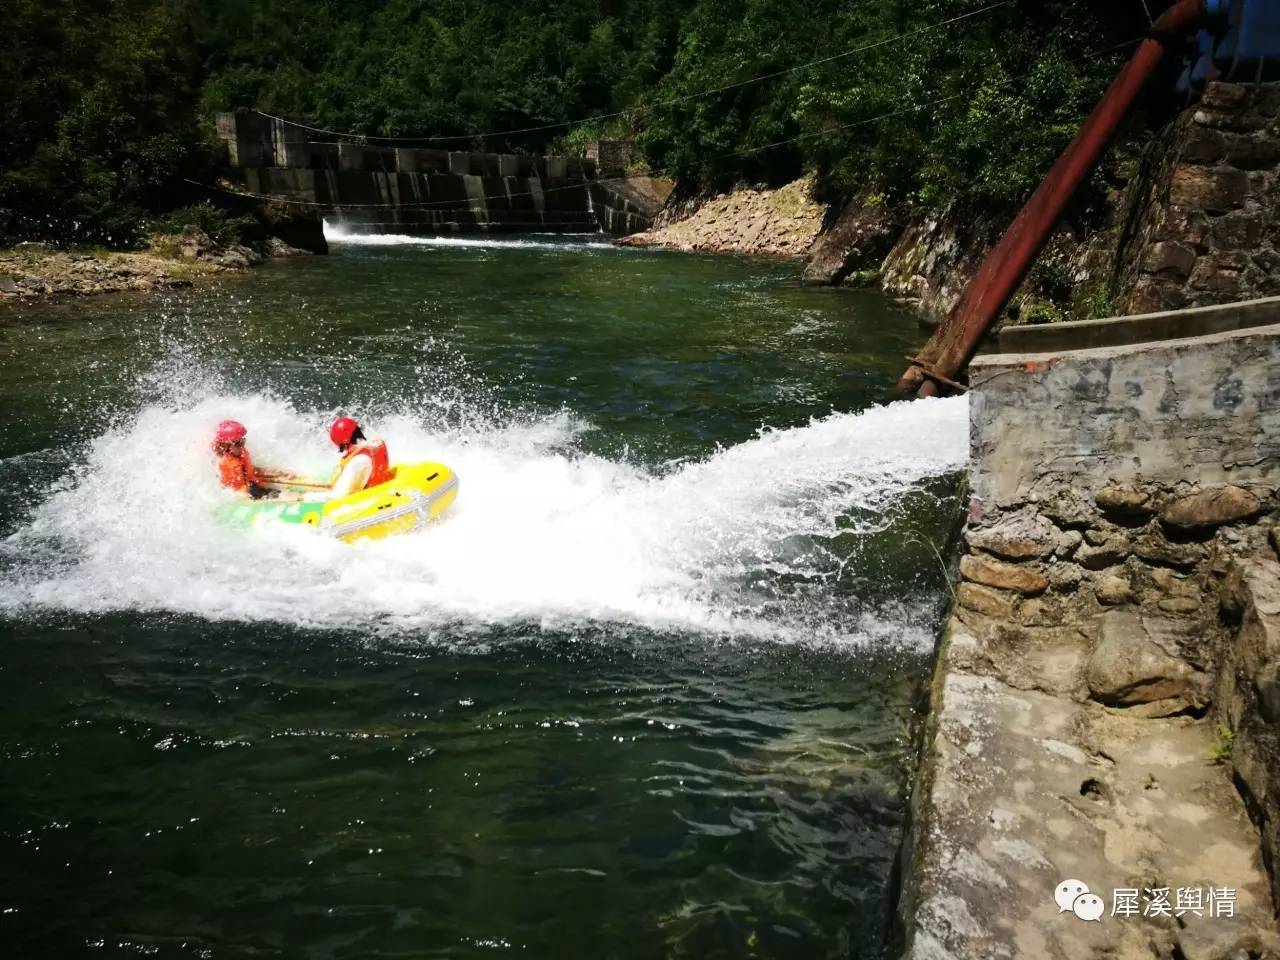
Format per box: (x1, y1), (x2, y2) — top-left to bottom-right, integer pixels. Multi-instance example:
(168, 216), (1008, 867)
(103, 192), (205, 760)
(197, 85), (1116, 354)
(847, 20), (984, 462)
(2, 0), (1170, 246)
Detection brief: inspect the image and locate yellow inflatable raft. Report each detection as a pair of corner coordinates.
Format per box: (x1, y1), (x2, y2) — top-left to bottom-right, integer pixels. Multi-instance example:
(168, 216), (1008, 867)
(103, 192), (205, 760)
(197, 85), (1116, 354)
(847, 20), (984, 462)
(215, 462), (459, 543)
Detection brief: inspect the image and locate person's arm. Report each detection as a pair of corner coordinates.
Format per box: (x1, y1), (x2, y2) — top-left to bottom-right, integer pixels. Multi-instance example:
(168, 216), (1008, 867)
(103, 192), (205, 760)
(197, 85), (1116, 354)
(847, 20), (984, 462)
(304, 453), (372, 502)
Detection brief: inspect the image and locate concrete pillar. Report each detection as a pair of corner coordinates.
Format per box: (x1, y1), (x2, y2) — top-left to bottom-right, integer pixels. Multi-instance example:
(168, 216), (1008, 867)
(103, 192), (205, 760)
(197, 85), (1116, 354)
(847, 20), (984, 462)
(216, 111), (272, 168)
(338, 143), (364, 171)
(546, 156), (567, 179)
(276, 140), (311, 169)
(499, 155), (520, 178)
(396, 148), (420, 174)
(419, 149), (449, 174)
(270, 118), (307, 168)
(462, 174), (488, 221)
(448, 152), (472, 176)
(312, 143), (340, 170)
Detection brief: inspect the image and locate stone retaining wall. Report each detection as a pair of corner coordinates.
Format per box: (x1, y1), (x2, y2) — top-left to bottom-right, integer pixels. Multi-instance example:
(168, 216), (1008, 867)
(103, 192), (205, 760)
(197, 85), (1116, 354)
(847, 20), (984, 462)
(1125, 83), (1280, 315)
(899, 318), (1280, 958)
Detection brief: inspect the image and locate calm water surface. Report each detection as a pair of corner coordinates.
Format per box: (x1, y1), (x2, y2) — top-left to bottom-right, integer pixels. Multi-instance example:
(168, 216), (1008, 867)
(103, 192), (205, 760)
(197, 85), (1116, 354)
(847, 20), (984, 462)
(0, 233), (967, 958)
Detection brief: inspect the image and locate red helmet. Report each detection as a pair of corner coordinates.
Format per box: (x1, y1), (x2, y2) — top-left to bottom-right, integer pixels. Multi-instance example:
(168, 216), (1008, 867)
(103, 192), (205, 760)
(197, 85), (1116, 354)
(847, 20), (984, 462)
(215, 419), (247, 444)
(329, 416), (360, 447)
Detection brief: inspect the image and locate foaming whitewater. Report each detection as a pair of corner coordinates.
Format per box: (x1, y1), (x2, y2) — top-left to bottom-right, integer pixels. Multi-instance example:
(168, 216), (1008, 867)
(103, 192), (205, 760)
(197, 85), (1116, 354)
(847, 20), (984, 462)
(0, 374), (968, 644)
(324, 221), (613, 252)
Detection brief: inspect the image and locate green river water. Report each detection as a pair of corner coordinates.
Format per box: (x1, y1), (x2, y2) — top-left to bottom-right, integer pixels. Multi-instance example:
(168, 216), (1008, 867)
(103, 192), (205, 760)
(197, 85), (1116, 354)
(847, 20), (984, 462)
(0, 232), (969, 959)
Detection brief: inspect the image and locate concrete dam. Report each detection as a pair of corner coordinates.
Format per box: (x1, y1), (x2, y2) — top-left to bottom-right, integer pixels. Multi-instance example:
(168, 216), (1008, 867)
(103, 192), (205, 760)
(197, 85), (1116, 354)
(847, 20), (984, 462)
(215, 110), (671, 237)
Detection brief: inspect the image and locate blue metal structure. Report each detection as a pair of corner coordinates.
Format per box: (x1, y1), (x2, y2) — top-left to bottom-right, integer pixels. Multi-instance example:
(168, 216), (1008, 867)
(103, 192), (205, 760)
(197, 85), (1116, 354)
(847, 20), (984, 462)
(1181, 0), (1280, 89)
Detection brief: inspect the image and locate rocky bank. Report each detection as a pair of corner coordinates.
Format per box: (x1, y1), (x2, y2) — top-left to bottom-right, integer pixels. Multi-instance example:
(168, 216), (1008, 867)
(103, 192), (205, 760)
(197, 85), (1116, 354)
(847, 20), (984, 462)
(626, 80), (1280, 338)
(0, 228), (317, 306)
(617, 177), (825, 257)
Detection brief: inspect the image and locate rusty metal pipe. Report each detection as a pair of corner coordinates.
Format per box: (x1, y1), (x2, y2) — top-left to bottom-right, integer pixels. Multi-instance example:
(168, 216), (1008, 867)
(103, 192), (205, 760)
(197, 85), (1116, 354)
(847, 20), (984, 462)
(898, 0), (1207, 395)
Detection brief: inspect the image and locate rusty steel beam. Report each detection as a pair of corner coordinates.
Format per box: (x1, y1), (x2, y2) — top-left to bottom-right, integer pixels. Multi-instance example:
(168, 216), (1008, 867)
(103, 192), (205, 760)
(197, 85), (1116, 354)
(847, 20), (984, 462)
(898, 0), (1208, 397)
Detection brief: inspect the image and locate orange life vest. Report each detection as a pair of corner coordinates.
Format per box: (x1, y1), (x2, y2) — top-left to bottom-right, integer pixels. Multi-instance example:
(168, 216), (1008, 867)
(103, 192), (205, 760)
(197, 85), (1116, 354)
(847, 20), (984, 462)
(335, 439), (391, 489)
(216, 448), (257, 492)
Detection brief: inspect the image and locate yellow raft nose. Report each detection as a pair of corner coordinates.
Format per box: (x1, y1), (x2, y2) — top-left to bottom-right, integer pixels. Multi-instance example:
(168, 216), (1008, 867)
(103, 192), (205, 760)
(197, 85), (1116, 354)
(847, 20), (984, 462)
(216, 462), (459, 543)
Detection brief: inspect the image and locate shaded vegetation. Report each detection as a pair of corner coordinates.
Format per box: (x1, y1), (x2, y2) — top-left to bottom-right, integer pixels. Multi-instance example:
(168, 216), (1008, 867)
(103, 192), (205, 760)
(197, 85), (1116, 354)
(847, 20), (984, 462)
(2, 0), (1177, 246)
(150, 202), (259, 248)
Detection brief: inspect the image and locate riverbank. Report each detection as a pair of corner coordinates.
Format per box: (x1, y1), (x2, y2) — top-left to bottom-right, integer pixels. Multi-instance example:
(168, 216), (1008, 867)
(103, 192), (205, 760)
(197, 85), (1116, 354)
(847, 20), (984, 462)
(0, 231), (317, 305)
(616, 177), (825, 258)
(625, 80), (1280, 337)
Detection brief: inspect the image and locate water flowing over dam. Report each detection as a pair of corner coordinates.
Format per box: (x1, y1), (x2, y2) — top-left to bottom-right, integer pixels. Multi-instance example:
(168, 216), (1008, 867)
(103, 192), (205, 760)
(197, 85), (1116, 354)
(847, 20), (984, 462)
(215, 110), (672, 236)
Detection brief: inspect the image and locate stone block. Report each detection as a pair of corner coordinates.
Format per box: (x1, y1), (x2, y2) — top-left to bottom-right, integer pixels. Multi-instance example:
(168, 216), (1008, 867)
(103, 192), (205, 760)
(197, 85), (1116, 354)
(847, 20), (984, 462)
(1133, 534), (1205, 571)
(1157, 596), (1200, 616)
(956, 582), (1016, 620)
(1201, 82), (1250, 111)
(1188, 254), (1246, 297)
(1141, 240), (1197, 278)
(1047, 562), (1084, 593)
(1236, 558), (1280, 678)
(1250, 83), (1280, 115)
(1209, 209), (1265, 249)
(1169, 165), (1250, 213)
(964, 508), (1073, 560)
(1124, 278), (1182, 315)
(1161, 485), (1263, 530)
(1148, 567), (1199, 599)
(1249, 168), (1276, 196)
(1076, 535), (1130, 571)
(1157, 206), (1212, 248)
(1227, 132), (1280, 170)
(1193, 108), (1273, 133)
(1040, 491), (1093, 527)
(1086, 611), (1210, 714)
(1095, 485), (1158, 519)
(1253, 248), (1280, 276)
(1015, 597), (1060, 626)
(1095, 573), (1133, 606)
(1256, 660), (1280, 723)
(959, 553), (1049, 596)
(1181, 125), (1228, 164)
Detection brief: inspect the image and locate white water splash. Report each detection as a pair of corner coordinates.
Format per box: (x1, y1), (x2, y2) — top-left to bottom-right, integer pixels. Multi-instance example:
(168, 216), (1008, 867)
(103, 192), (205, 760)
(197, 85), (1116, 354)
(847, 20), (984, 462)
(324, 221), (613, 252)
(0, 386), (968, 643)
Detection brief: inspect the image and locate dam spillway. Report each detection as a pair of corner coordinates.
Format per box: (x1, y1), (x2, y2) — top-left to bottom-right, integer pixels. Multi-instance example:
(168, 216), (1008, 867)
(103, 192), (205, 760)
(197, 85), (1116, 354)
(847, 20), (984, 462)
(215, 110), (668, 236)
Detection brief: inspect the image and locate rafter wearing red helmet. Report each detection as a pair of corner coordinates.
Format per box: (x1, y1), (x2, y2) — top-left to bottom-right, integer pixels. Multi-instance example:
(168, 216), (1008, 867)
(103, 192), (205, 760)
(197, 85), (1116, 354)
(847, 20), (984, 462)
(212, 420), (272, 499)
(303, 416), (391, 501)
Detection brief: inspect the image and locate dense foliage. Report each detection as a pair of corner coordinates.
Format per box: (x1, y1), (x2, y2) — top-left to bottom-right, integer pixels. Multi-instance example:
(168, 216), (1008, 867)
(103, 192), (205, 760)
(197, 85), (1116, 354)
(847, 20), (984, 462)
(2, 0), (1174, 246)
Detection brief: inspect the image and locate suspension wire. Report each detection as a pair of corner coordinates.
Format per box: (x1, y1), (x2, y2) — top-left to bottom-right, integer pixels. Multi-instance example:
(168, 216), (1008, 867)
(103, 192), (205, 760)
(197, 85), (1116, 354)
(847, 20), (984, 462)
(248, 1), (1015, 144)
(185, 36), (1142, 212)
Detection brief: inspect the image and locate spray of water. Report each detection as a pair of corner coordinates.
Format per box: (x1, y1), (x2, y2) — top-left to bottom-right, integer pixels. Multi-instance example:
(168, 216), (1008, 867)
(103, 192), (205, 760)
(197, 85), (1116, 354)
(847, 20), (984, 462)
(0, 356), (968, 645)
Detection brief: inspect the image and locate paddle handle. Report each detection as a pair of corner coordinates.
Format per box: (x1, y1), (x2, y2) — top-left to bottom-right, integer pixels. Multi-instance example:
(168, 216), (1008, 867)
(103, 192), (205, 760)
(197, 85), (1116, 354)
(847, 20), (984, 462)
(257, 471), (330, 491)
